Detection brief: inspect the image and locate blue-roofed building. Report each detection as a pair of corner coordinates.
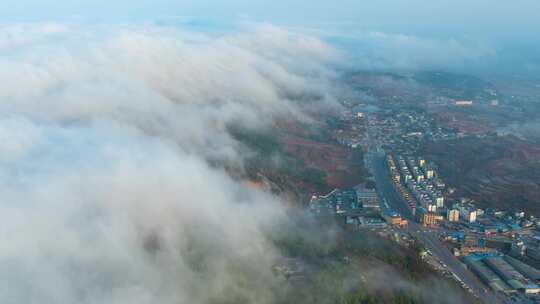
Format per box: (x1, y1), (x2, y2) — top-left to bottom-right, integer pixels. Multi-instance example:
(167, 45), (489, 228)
(508, 223), (521, 231)
(465, 253), (540, 294)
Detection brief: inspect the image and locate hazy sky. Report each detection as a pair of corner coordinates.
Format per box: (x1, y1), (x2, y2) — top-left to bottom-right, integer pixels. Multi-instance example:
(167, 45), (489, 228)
(0, 2), (538, 303)
(2, 1), (539, 32)
(1, 1), (539, 75)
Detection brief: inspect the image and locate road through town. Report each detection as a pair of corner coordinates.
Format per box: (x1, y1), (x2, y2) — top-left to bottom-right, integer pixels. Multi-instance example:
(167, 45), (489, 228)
(367, 150), (502, 304)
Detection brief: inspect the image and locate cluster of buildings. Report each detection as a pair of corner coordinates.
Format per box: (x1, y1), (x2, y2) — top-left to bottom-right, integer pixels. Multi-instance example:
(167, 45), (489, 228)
(332, 108), (368, 149)
(465, 253), (540, 295)
(438, 202), (540, 300)
(382, 155), (540, 301)
(449, 202), (479, 224)
(308, 186), (407, 230)
(386, 154), (492, 228)
(387, 154), (448, 226)
(308, 188), (359, 215)
(508, 231), (540, 266)
(366, 110), (460, 154)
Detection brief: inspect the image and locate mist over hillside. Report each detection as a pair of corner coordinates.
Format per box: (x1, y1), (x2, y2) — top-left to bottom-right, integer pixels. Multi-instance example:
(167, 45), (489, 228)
(3, 1), (540, 301)
(0, 22), (344, 304)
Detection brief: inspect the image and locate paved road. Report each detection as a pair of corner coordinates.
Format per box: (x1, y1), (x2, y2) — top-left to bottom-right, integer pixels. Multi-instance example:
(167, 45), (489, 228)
(368, 151), (503, 304)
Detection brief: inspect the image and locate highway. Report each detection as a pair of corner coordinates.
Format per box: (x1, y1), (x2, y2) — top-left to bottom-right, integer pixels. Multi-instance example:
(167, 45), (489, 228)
(367, 150), (503, 304)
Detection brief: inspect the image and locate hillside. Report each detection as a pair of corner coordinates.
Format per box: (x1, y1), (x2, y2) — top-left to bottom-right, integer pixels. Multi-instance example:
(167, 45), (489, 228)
(421, 136), (540, 214)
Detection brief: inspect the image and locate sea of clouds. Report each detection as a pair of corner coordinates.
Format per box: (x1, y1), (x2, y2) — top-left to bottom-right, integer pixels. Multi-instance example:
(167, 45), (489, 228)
(0, 22), (341, 304)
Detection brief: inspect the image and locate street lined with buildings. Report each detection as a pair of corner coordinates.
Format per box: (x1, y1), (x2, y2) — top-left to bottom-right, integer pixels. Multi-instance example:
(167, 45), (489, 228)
(308, 105), (540, 303)
(366, 107), (540, 303)
(368, 150), (502, 303)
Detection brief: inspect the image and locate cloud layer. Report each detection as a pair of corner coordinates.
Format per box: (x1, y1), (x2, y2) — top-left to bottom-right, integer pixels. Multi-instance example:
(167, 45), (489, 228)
(326, 31), (496, 71)
(0, 23), (340, 303)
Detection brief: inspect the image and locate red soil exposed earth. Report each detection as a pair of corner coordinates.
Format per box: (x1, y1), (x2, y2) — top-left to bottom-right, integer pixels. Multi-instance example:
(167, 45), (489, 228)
(432, 110), (494, 134)
(280, 133), (366, 194)
(421, 136), (540, 214)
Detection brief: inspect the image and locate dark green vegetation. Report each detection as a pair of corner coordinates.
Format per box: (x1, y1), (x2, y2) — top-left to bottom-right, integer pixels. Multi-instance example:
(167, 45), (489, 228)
(271, 217), (474, 304)
(228, 125), (329, 195)
(228, 115), (370, 200)
(224, 69), (519, 303)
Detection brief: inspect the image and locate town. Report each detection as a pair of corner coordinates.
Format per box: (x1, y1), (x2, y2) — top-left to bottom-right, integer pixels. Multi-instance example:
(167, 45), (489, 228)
(308, 102), (540, 304)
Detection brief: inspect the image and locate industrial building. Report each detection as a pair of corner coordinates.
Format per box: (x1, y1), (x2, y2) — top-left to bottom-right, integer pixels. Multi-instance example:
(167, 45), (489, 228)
(355, 186), (380, 210)
(309, 188), (360, 214)
(359, 216), (388, 229)
(465, 254), (540, 294)
(504, 256), (540, 283)
(484, 257), (540, 293)
(466, 257), (511, 293)
(455, 100), (474, 106)
(526, 245), (540, 261)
